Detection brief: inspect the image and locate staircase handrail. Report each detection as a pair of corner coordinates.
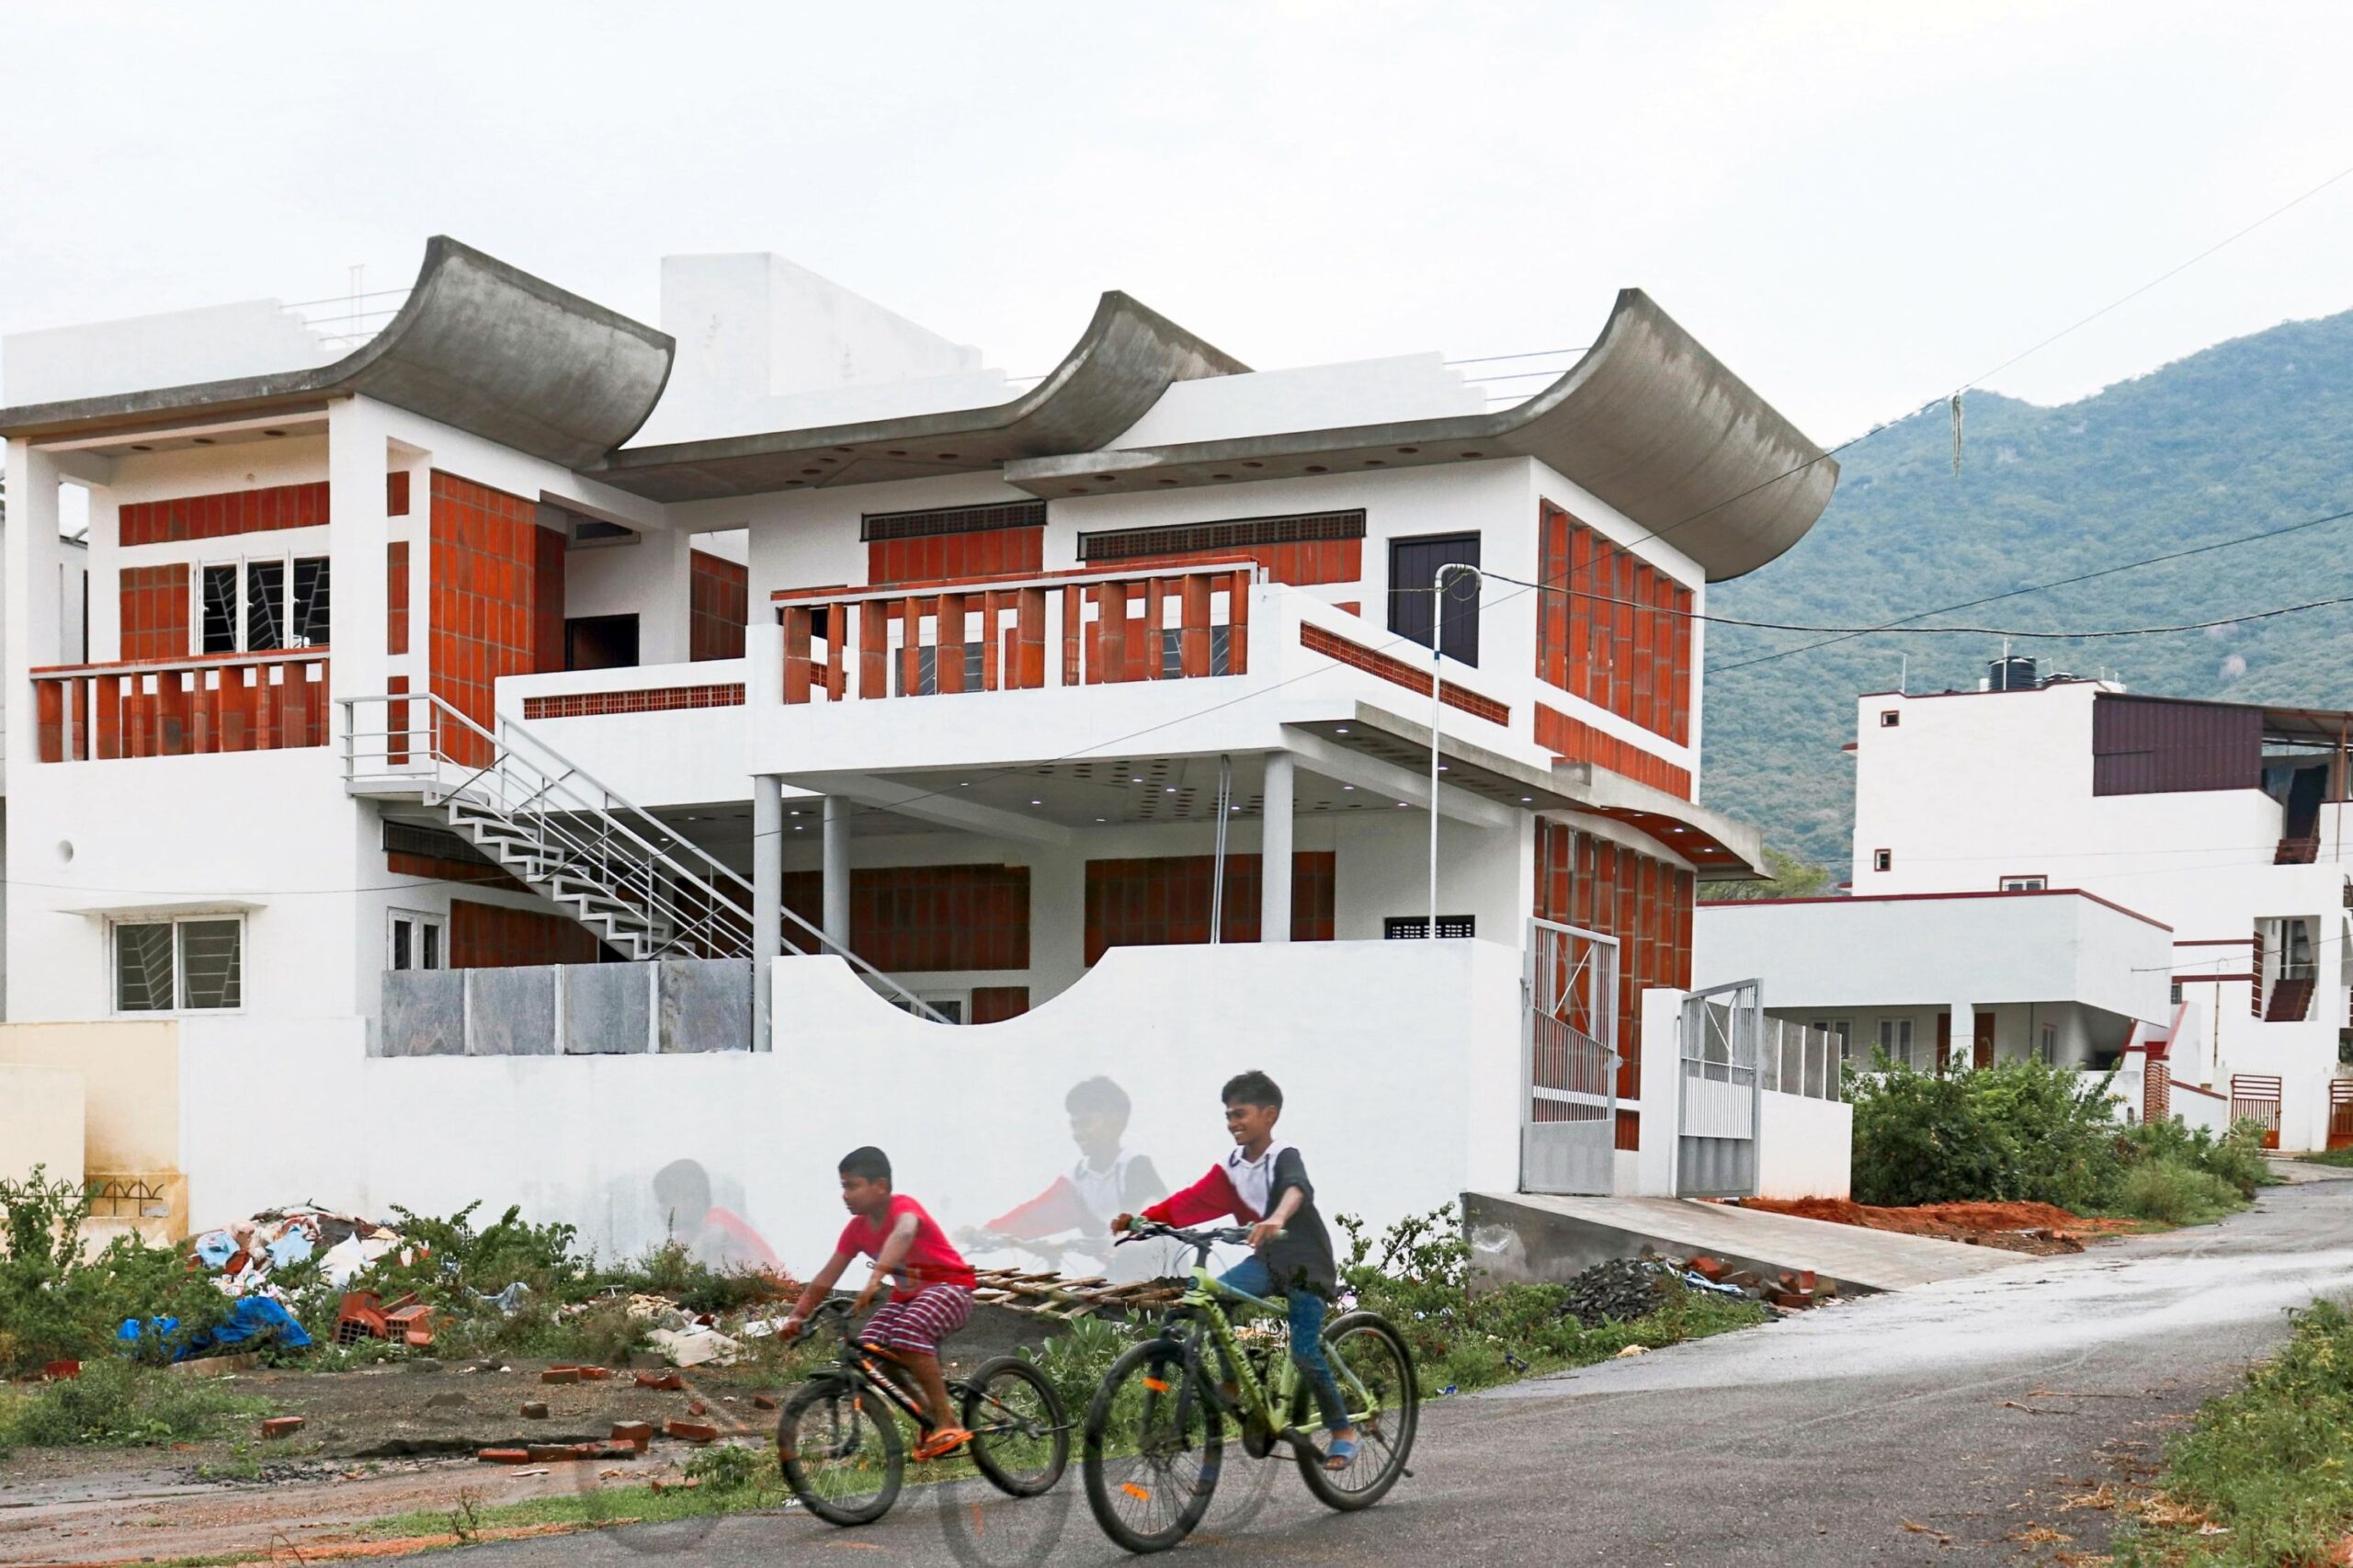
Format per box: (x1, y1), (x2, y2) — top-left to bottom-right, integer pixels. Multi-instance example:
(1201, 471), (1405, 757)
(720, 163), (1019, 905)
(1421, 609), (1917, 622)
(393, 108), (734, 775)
(340, 691), (950, 1024)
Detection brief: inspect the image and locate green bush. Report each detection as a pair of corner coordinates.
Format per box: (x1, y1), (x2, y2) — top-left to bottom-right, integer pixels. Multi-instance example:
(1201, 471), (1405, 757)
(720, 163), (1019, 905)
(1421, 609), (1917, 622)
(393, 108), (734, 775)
(2118, 1118), (2275, 1199)
(0, 1168), (234, 1374)
(1848, 1056), (2124, 1210)
(2118, 1161), (2243, 1226)
(0, 1358), (266, 1449)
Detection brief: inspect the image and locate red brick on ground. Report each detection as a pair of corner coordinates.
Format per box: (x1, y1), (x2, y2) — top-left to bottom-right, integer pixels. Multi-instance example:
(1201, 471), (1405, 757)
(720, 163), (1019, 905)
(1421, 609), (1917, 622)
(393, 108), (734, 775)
(479, 1448), (531, 1464)
(261, 1417), (305, 1439)
(665, 1419), (719, 1443)
(611, 1421), (654, 1450)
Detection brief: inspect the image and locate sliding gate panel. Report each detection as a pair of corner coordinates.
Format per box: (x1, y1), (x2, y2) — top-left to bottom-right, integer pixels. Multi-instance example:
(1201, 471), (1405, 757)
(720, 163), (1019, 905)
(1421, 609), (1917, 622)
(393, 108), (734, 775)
(1520, 918), (1619, 1195)
(1678, 979), (1761, 1198)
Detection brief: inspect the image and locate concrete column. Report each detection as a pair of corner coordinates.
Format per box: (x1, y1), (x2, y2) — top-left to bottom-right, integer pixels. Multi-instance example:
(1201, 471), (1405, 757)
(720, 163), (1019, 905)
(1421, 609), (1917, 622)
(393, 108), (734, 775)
(1260, 750), (1295, 942)
(823, 797), (853, 949)
(5, 441), (68, 711)
(638, 527), (695, 666)
(1946, 1001), (1973, 1074)
(752, 773), (782, 1052)
(326, 399), (392, 703)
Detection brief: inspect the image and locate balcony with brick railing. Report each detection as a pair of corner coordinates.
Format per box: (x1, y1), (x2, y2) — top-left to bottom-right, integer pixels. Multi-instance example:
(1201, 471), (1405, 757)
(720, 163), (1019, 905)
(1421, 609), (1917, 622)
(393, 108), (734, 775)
(773, 562), (1258, 703)
(32, 650), (332, 762)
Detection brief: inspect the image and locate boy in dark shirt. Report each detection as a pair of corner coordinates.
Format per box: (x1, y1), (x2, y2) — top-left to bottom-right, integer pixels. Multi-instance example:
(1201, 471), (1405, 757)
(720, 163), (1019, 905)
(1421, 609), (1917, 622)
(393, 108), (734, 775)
(782, 1146), (978, 1460)
(1113, 1070), (1358, 1469)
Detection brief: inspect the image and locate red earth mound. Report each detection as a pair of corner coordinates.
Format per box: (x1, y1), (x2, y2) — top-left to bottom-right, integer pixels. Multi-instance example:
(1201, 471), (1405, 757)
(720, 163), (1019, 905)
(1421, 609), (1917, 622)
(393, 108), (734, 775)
(1737, 1197), (2122, 1254)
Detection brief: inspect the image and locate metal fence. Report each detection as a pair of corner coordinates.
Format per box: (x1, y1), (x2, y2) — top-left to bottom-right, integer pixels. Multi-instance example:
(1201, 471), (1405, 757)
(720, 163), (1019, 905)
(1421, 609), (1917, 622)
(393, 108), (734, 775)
(1758, 1017), (1844, 1102)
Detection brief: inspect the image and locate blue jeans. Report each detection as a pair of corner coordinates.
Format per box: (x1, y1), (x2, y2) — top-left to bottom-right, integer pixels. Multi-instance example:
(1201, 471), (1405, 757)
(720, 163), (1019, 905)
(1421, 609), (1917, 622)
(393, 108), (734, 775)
(1215, 1256), (1349, 1432)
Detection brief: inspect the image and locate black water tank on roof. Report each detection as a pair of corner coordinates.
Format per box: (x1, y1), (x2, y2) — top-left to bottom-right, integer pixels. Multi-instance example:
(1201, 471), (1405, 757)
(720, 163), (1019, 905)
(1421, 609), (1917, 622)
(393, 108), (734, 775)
(1989, 655), (2038, 691)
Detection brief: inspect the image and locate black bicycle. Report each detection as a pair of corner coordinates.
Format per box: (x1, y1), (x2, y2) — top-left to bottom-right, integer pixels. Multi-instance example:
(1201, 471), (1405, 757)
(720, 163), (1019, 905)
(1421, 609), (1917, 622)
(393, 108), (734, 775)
(1080, 1221), (1418, 1553)
(777, 1297), (1071, 1527)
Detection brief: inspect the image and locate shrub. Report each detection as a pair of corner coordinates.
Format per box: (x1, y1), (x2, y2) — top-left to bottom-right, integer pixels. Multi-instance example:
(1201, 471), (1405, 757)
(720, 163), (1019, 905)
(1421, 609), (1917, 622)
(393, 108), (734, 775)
(1849, 1056), (2125, 1210)
(0, 1169), (233, 1374)
(2118, 1163), (2243, 1226)
(2119, 1118), (2275, 1199)
(684, 1440), (763, 1492)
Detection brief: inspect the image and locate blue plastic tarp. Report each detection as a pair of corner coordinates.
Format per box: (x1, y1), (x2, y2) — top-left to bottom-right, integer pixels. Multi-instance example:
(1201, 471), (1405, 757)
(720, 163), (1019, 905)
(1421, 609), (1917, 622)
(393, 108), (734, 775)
(119, 1296), (314, 1361)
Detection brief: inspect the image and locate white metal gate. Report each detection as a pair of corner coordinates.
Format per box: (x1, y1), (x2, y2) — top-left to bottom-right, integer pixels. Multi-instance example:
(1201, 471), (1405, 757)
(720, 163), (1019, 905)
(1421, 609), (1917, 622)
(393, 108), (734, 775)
(1678, 979), (1762, 1198)
(1520, 918), (1619, 1195)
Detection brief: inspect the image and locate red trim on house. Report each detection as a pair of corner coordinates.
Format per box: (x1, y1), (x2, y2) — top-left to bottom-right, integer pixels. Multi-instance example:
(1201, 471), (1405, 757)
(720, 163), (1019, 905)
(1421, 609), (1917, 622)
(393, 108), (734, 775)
(521, 684), (747, 721)
(119, 481), (330, 545)
(770, 559), (1263, 601)
(2177, 973), (2256, 984)
(1299, 623), (1510, 726)
(2171, 1078), (2229, 1102)
(2175, 937), (2254, 947)
(1535, 703), (1691, 799)
(1705, 887), (2174, 932)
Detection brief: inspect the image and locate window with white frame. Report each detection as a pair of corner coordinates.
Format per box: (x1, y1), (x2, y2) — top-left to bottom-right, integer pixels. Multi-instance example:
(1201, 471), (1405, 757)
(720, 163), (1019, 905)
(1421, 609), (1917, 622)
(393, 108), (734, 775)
(114, 916), (242, 1012)
(199, 554), (329, 654)
(1875, 1017), (1914, 1068)
(1879, 710), (1900, 727)
(388, 910), (447, 972)
(2038, 1022), (2058, 1063)
(1812, 1018), (1854, 1060)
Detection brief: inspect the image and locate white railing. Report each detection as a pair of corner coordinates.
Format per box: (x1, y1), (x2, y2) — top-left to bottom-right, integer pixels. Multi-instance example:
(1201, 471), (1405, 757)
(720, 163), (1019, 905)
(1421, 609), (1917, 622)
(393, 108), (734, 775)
(1759, 1017), (1844, 1101)
(340, 690), (949, 1021)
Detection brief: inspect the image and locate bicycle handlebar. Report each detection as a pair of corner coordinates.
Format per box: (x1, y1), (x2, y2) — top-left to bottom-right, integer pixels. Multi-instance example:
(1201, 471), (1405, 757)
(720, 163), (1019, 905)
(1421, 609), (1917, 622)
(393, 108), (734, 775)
(1115, 1219), (1283, 1253)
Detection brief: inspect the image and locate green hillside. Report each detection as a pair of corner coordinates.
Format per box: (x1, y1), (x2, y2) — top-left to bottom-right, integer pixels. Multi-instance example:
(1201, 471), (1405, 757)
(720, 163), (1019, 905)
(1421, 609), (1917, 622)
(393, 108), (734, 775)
(1702, 310), (2353, 870)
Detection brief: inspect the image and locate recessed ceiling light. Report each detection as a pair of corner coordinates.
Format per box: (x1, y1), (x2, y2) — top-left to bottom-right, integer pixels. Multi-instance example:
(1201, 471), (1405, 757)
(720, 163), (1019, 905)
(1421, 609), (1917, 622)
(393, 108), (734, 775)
(1438, 765), (1449, 772)
(264, 428), (286, 437)
(131, 443), (153, 451)
(1335, 726), (1348, 733)
(192, 437), (215, 446)
(1030, 799), (1042, 806)
(1096, 816), (1107, 823)
(1396, 801), (1409, 808)
(1521, 795), (1532, 802)
(1343, 785), (1355, 791)
(959, 781), (971, 788)
(794, 824), (804, 831)
(1131, 777), (1143, 783)
(1165, 787), (1176, 794)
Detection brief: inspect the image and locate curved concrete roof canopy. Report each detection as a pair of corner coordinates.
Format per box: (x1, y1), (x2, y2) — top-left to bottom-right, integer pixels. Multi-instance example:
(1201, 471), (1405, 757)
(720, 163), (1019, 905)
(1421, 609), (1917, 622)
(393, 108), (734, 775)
(588, 292), (1250, 504)
(0, 237), (676, 471)
(1006, 290), (1837, 583)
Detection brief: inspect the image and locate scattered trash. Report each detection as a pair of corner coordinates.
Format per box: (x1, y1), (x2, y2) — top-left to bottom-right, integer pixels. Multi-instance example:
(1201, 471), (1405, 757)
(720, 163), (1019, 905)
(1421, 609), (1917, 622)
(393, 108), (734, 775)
(335, 1290), (432, 1348)
(646, 1325), (740, 1368)
(1615, 1344), (1649, 1358)
(122, 1297), (314, 1363)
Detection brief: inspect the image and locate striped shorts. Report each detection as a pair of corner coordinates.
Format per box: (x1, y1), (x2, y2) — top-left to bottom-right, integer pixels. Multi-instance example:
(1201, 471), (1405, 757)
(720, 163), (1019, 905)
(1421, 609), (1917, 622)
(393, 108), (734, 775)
(859, 1284), (973, 1357)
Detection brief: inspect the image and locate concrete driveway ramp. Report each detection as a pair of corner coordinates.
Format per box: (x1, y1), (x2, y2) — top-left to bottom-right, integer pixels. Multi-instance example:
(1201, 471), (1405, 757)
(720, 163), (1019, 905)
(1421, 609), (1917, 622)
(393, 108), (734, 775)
(1464, 1192), (2034, 1295)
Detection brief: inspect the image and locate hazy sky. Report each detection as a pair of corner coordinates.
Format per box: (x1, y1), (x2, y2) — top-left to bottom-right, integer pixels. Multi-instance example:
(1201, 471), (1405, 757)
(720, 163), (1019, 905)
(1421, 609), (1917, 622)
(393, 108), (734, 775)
(6, 1), (2350, 444)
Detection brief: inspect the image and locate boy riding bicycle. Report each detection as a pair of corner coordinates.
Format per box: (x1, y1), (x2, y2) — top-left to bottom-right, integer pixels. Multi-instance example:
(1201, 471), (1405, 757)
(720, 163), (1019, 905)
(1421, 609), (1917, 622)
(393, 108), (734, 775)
(782, 1146), (978, 1460)
(1113, 1069), (1359, 1469)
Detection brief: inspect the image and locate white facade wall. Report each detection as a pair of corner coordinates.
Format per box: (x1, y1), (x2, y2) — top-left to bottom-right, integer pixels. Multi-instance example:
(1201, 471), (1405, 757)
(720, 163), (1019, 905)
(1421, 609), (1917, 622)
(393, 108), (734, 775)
(166, 940), (1524, 1267)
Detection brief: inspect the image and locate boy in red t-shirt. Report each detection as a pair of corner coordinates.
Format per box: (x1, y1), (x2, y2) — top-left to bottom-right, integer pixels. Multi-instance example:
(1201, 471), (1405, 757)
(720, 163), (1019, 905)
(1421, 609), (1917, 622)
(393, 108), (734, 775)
(783, 1146), (978, 1460)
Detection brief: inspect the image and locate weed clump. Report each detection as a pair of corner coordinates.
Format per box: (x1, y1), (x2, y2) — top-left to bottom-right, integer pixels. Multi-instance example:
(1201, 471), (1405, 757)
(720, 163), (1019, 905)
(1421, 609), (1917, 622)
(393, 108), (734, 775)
(0, 1358), (266, 1449)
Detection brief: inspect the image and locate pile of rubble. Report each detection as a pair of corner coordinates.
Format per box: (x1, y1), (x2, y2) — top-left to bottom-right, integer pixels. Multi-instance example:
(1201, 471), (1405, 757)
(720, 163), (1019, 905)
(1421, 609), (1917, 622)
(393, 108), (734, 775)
(1553, 1249), (1843, 1324)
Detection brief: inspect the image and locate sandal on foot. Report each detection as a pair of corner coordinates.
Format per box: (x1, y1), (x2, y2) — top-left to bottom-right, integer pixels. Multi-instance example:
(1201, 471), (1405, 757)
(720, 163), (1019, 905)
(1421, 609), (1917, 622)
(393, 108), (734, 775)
(1324, 1435), (1358, 1471)
(914, 1426), (972, 1461)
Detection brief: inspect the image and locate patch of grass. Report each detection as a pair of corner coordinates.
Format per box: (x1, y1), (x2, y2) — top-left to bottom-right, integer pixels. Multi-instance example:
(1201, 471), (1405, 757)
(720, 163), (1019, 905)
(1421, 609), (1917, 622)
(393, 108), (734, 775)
(0, 1359), (268, 1449)
(2116, 1297), (2353, 1565)
(2298, 1145), (2353, 1168)
(2117, 1161), (2245, 1227)
(360, 1468), (798, 1542)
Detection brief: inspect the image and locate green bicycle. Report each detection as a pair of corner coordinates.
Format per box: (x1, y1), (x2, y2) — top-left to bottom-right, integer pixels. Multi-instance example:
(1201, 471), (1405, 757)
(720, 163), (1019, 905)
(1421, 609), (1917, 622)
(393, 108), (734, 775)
(1080, 1220), (1418, 1553)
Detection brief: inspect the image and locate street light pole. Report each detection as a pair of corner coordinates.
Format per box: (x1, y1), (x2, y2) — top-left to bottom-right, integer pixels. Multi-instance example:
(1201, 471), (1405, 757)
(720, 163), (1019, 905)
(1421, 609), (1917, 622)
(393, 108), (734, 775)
(1429, 562), (1479, 939)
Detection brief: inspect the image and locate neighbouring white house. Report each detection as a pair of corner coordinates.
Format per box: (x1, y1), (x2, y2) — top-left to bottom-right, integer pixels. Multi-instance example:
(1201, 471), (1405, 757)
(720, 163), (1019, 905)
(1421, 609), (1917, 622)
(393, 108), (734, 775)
(1701, 659), (2353, 1151)
(0, 238), (1846, 1262)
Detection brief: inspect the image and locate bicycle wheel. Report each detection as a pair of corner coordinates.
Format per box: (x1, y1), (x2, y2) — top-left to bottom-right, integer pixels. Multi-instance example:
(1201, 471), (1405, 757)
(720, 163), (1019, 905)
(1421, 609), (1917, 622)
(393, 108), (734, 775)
(1082, 1337), (1222, 1553)
(1291, 1311), (1417, 1512)
(962, 1355), (1068, 1497)
(778, 1380), (904, 1527)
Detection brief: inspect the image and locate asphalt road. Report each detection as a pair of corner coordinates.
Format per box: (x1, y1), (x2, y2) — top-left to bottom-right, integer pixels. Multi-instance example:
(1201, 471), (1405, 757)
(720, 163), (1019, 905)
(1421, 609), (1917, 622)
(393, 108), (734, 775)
(449, 1170), (2353, 1566)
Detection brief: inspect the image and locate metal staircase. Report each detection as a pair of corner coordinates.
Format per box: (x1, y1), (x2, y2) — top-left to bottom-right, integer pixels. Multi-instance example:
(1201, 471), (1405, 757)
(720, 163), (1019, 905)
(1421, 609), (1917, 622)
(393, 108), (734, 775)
(339, 690), (940, 1013)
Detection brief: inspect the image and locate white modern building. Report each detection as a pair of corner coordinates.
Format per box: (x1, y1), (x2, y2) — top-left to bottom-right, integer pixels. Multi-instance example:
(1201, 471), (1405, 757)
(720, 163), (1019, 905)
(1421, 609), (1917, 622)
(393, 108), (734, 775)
(1702, 662), (2353, 1151)
(0, 239), (1845, 1257)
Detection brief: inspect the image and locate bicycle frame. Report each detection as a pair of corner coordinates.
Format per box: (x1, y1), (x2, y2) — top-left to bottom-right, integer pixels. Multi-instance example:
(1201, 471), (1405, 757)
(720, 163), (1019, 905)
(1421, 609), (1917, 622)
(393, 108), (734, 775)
(1127, 1227), (1379, 1441)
